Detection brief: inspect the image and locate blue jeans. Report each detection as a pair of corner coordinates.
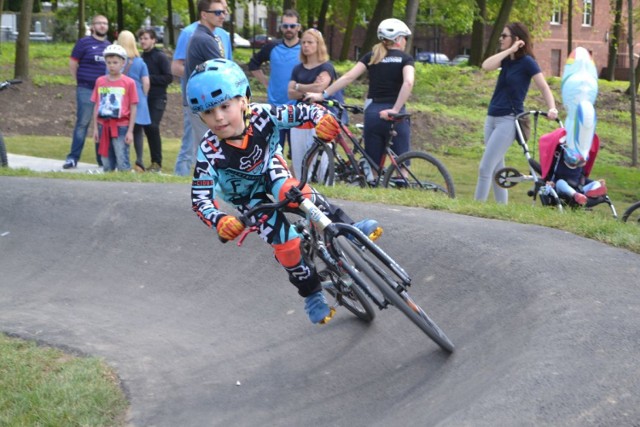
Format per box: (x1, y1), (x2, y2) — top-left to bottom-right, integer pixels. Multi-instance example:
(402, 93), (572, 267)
(99, 124), (130, 172)
(174, 105), (195, 176)
(67, 86), (100, 164)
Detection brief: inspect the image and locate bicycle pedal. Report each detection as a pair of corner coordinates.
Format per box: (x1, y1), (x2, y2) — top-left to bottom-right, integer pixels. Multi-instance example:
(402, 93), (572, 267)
(319, 307), (336, 324)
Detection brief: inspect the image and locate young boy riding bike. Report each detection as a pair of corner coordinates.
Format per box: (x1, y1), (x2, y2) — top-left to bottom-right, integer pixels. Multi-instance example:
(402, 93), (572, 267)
(188, 59), (382, 325)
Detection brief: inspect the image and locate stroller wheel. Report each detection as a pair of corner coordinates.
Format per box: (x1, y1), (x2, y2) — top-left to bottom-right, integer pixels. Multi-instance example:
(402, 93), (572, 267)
(494, 167), (523, 189)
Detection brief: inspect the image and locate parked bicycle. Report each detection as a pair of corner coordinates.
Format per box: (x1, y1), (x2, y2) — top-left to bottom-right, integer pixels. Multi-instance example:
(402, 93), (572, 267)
(622, 201), (640, 224)
(0, 79), (22, 167)
(232, 137), (455, 353)
(304, 100), (455, 198)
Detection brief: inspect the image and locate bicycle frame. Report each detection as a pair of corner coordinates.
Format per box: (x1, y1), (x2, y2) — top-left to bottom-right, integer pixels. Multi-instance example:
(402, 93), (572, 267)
(323, 101), (409, 187)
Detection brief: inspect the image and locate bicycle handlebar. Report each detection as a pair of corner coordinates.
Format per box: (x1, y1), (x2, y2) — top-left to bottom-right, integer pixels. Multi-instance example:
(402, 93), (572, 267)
(319, 100), (364, 115)
(516, 110), (562, 125)
(0, 79), (23, 91)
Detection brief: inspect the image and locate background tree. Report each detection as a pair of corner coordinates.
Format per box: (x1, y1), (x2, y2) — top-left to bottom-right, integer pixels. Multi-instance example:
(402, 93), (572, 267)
(339, 0), (360, 60)
(604, 0), (623, 81)
(361, 0), (394, 54)
(482, 0), (515, 60)
(14, 0), (34, 80)
(76, 0), (85, 40)
(627, 0), (638, 166)
(469, 0), (487, 66)
(404, 0), (419, 53)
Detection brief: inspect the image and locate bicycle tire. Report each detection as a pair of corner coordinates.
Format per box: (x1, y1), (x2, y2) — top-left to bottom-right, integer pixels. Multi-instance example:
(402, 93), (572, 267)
(382, 151), (456, 198)
(321, 269), (375, 322)
(303, 142), (335, 186)
(0, 132), (7, 167)
(622, 201), (640, 224)
(334, 236), (454, 352)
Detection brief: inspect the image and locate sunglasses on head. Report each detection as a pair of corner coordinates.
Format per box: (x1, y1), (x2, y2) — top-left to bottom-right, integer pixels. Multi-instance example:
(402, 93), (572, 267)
(205, 9), (227, 16)
(281, 23), (300, 30)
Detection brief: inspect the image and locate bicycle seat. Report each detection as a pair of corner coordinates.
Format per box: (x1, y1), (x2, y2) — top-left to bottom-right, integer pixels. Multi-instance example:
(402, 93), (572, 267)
(389, 113), (411, 121)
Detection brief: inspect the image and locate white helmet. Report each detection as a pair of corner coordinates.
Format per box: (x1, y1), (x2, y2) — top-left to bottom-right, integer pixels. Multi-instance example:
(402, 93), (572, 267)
(377, 18), (411, 41)
(103, 44), (127, 60)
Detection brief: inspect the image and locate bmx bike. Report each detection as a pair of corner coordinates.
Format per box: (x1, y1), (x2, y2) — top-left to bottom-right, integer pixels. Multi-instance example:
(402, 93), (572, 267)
(231, 136), (455, 353)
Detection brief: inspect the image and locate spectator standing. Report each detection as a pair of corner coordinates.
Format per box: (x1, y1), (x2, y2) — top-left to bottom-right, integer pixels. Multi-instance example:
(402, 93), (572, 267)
(287, 28), (340, 178)
(171, 0), (231, 176)
(306, 18), (414, 175)
(248, 9), (301, 149)
(63, 15), (111, 169)
(117, 30), (151, 172)
(184, 0), (228, 165)
(138, 28), (172, 172)
(473, 22), (557, 203)
(91, 44), (138, 172)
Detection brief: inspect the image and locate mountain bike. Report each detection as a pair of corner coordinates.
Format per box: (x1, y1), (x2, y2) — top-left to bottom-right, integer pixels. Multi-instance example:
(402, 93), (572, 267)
(0, 79), (22, 167)
(230, 137), (455, 353)
(304, 100), (455, 198)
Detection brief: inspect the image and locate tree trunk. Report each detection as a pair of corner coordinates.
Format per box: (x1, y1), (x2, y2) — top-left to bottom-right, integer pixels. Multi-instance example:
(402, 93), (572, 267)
(362, 0), (395, 54)
(283, 0), (295, 13)
(482, 0), (514, 61)
(77, 0), (85, 40)
(604, 0), (623, 81)
(116, 0), (124, 34)
(188, 0), (196, 24)
(167, 0), (175, 48)
(626, 0), (637, 166)
(339, 0), (359, 61)
(404, 0), (419, 54)
(469, 0), (486, 66)
(317, 0), (330, 33)
(567, 0), (572, 56)
(15, 0), (34, 80)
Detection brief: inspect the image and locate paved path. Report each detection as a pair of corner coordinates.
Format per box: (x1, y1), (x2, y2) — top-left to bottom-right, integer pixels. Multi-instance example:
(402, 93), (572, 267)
(1, 177), (639, 426)
(7, 153), (102, 173)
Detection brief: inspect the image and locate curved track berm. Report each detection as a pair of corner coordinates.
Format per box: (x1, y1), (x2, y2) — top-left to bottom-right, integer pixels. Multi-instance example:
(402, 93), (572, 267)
(1, 178), (639, 426)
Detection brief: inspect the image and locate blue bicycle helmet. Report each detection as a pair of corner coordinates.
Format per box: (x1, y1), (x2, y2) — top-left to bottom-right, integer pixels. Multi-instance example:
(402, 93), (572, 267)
(187, 59), (251, 113)
(563, 147), (586, 169)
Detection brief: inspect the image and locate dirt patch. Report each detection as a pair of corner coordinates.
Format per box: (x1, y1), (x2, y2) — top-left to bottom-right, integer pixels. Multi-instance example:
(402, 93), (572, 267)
(0, 80), (184, 139)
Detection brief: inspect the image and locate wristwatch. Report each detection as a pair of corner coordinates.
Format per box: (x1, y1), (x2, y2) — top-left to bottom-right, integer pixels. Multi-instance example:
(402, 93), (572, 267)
(322, 90), (329, 99)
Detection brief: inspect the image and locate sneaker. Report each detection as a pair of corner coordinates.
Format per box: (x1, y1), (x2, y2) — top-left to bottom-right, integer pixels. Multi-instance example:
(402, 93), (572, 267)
(585, 183), (607, 198)
(62, 159), (77, 169)
(573, 192), (588, 206)
(148, 162), (162, 173)
(352, 219), (383, 241)
(304, 291), (335, 324)
(134, 162), (145, 173)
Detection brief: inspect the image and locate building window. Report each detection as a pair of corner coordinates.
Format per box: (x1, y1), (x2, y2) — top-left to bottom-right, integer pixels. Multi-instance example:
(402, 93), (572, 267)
(582, 0), (593, 26)
(551, 9), (562, 25)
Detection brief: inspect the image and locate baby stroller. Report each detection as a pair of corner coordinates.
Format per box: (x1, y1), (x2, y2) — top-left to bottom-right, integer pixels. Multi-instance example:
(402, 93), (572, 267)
(494, 110), (617, 217)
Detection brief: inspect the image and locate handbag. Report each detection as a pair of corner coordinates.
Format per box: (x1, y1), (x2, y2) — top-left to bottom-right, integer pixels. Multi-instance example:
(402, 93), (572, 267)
(516, 114), (531, 142)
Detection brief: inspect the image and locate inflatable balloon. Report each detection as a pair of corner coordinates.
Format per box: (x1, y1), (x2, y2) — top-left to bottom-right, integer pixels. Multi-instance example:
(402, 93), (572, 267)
(561, 47), (598, 164)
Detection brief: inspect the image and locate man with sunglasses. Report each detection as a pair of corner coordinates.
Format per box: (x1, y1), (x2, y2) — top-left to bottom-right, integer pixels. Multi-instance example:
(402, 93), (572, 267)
(183, 0), (229, 158)
(171, 1), (232, 176)
(248, 9), (302, 149)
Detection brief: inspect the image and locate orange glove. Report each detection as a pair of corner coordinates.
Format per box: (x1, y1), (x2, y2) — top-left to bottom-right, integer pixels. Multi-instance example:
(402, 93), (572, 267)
(216, 215), (245, 241)
(315, 114), (340, 142)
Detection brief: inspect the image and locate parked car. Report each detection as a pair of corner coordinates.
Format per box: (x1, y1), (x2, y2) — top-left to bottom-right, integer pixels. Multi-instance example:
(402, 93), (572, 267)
(250, 34), (273, 49)
(233, 33), (250, 48)
(415, 51), (450, 64)
(449, 54), (470, 66)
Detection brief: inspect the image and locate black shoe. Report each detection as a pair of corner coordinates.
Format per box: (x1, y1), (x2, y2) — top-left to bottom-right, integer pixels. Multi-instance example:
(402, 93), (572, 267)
(62, 159), (77, 169)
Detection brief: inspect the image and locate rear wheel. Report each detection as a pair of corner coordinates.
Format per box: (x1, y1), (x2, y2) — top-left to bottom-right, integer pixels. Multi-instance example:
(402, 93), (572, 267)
(321, 269), (375, 322)
(0, 132), (7, 167)
(303, 142), (335, 186)
(383, 151), (455, 198)
(333, 236), (454, 352)
(622, 201), (640, 224)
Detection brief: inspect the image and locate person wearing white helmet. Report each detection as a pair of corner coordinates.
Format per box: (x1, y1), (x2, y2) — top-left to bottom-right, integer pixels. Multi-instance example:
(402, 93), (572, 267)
(188, 59), (382, 325)
(306, 18), (414, 172)
(91, 43), (139, 172)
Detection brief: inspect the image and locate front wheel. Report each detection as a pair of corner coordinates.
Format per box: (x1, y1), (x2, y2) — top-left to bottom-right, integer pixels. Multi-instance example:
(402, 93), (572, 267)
(383, 151), (455, 198)
(622, 201), (640, 224)
(333, 236), (454, 352)
(303, 142), (335, 186)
